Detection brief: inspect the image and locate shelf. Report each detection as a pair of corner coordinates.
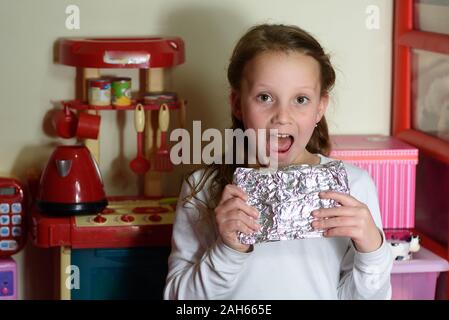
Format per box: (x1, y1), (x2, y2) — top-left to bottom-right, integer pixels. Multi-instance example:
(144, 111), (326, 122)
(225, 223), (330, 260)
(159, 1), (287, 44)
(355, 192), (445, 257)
(392, 247), (449, 274)
(58, 37), (185, 69)
(62, 99), (185, 111)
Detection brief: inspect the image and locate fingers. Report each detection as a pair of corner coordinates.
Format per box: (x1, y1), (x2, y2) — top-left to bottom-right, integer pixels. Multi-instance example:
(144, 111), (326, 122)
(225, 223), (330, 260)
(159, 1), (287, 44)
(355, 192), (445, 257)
(218, 208), (260, 230)
(220, 214), (260, 235)
(217, 197), (259, 220)
(215, 184), (261, 246)
(323, 226), (361, 239)
(218, 184), (248, 206)
(314, 191), (380, 251)
(319, 191), (360, 207)
(312, 216), (358, 231)
(312, 206), (355, 219)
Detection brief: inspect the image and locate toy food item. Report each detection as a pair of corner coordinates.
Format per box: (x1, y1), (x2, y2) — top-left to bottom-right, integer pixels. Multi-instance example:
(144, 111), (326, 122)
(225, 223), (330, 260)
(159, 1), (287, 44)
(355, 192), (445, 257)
(111, 77), (131, 107)
(233, 161), (350, 245)
(144, 92), (178, 105)
(88, 79), (111, 106)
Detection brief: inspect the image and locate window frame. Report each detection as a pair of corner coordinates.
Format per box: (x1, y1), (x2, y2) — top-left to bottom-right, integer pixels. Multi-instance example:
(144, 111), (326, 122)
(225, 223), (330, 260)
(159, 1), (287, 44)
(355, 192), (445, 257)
(393, 0), (449, 164)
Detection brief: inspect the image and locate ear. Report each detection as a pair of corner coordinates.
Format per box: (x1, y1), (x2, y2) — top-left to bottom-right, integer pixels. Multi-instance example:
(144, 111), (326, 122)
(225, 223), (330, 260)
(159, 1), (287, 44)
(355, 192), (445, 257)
(316, 94), (329, 123)
(230, 90), (243, 120)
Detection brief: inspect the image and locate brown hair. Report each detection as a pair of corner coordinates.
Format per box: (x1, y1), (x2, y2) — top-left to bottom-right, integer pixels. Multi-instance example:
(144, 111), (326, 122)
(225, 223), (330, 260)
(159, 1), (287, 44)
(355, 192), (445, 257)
(183, 24), (336, 209)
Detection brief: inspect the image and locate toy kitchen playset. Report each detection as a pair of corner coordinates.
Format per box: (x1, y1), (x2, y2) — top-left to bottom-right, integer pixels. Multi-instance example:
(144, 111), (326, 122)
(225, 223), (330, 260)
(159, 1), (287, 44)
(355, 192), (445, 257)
(0, 177), (27, 300)
(30, 37), (186, 300)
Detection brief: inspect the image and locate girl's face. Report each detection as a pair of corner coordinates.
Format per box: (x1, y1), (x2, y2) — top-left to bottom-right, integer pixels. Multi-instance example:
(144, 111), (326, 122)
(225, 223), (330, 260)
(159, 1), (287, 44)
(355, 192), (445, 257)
(232, 51), (329, 166)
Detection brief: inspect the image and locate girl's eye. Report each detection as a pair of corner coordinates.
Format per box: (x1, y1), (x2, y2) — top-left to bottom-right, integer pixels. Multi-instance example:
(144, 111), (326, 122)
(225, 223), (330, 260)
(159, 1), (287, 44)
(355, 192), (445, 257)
(296, 96), (310, 105)
(257, 93), (273, 103)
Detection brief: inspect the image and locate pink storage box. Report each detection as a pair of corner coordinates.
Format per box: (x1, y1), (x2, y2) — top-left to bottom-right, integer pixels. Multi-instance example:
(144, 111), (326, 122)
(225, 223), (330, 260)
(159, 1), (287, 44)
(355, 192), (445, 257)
(391, 247), (449, 300)
(330, 135), (418, 229)
(0, 257), (17, 300)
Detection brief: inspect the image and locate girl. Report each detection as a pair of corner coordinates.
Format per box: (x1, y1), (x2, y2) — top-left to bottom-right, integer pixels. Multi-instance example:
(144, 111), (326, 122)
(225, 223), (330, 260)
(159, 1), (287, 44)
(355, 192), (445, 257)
(164, 24), (393, 300)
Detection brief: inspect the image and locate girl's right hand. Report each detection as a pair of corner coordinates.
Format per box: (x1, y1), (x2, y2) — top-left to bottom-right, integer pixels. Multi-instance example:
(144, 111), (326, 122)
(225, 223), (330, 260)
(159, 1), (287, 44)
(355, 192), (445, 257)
(214, 184), (260, 253)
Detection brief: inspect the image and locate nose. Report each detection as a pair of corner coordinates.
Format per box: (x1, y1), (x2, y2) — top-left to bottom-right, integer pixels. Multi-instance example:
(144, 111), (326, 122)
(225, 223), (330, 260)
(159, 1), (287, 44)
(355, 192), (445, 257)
(271, 103), (291, 125)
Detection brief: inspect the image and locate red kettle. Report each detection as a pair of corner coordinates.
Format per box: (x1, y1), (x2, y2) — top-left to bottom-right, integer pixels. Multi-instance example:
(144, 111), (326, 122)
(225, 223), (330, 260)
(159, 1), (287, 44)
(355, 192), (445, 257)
(37, 145), (108, 216)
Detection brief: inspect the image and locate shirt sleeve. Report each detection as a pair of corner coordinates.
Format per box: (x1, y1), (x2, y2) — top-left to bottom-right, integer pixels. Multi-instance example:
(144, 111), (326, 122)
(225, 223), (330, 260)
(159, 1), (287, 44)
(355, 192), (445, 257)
(163, 172), (252, 300)
(337, 170), (394, 300)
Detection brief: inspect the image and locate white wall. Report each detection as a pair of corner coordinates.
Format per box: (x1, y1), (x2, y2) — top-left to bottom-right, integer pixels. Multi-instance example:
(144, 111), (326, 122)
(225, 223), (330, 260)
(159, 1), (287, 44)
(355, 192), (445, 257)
(0, 0), (393, 299)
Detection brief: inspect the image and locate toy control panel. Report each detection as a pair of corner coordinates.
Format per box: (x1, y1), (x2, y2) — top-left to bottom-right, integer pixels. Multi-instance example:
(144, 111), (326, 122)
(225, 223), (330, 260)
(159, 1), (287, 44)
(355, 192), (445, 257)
(0, 178), (26, 257)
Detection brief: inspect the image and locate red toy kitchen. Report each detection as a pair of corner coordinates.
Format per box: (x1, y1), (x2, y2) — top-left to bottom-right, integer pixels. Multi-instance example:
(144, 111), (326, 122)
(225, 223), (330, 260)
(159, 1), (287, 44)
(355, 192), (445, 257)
(29, 37), (187, 299)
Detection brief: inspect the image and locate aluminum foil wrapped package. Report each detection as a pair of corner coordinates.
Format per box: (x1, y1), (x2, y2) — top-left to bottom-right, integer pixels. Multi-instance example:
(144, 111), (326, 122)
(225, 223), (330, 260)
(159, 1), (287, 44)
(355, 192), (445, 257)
(233, 160), (350, 245)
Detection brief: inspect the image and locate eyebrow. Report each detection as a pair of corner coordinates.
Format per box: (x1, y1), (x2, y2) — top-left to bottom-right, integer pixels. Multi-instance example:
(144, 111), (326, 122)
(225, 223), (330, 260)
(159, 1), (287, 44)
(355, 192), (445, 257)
(252, 83), (318, 91)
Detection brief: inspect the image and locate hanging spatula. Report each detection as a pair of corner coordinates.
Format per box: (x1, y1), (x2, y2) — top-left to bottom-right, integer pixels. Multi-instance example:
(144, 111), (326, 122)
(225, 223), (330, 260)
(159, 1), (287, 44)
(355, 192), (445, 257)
(154, 104), (173, 172)
(130, 104), (150, 174)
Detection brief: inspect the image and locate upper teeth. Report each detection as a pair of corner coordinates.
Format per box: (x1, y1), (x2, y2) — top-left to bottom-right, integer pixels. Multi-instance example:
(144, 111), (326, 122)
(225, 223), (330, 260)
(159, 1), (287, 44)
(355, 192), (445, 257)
(276, 134), (290, 138)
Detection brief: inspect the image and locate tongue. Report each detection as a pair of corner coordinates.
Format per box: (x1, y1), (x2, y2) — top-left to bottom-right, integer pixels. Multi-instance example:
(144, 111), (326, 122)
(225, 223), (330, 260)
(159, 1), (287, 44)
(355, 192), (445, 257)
(276, 136), (293, 153)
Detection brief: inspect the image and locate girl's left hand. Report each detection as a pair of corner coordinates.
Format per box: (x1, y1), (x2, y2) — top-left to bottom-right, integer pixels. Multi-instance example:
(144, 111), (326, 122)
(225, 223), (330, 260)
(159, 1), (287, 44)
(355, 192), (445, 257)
(311, 191), (383, 253)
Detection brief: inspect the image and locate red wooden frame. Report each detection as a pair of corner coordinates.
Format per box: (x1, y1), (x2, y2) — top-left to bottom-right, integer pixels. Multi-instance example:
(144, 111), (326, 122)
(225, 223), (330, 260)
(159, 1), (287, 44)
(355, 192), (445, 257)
(392, 0), (449, 165)
(393, 0), (449, 299)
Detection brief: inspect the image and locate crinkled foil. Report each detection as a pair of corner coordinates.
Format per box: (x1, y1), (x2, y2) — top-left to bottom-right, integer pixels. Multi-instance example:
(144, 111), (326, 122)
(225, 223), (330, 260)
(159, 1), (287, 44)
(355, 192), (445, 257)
(233, 161), (350, 245)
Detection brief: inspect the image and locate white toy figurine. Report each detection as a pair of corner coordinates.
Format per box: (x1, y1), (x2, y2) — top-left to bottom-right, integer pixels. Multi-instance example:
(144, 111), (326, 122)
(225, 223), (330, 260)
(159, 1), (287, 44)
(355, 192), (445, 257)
(389, 235), (421, 261)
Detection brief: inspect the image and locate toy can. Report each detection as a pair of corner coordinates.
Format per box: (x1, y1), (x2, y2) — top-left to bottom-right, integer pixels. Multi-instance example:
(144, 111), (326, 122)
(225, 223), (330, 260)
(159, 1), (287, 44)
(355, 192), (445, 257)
(112, 78), (132, 107)
(88, 79), (111, 106)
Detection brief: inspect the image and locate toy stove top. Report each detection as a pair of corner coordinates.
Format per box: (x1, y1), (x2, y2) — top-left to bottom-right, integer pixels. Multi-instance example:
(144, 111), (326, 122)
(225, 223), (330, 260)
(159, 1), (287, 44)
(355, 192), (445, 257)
(76, 198), (176, 227)
(31, 196), (177, 249)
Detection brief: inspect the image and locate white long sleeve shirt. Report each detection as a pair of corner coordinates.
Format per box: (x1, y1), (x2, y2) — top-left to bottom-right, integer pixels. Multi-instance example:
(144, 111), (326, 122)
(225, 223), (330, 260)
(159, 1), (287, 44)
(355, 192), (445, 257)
(164, 154), (393, 300)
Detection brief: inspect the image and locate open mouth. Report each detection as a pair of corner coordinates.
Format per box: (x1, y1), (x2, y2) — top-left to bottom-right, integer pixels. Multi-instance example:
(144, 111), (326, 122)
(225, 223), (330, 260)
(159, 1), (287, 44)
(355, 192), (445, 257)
(267, 133), (294, 154)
